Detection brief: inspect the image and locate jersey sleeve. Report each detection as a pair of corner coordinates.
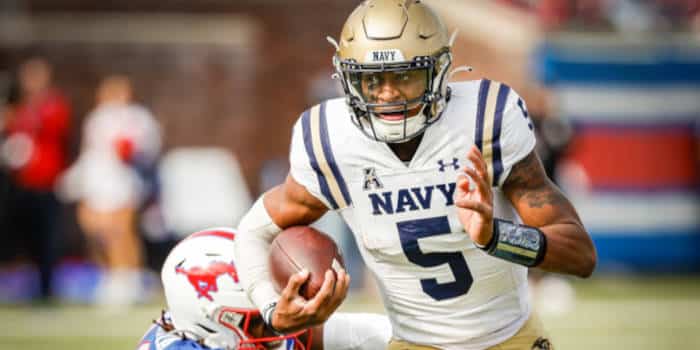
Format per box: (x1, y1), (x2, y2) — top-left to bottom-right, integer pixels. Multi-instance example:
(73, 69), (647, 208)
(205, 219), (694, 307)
(473, 80), (536, 187)
(496, 88), (536, 186)
(289, 111), (334, 210)
(289, 102), (353, 210)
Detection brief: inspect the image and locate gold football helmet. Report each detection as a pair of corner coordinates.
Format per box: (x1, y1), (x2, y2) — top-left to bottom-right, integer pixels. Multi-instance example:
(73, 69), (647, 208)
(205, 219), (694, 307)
(330, 0), (453, 143)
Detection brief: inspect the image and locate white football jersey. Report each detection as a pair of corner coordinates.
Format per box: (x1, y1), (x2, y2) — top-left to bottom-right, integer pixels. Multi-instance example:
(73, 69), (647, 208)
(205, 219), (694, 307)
(289, 80), (536, 349)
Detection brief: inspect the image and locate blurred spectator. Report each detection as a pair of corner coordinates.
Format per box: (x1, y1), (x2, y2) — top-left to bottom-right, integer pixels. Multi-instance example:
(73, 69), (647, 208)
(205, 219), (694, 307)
(0, 57), (71, 301)
(59, 75), (161, 306)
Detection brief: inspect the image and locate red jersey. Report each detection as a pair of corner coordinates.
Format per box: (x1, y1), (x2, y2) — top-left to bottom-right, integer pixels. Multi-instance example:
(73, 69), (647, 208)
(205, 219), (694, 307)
(5, 89), (71, 190)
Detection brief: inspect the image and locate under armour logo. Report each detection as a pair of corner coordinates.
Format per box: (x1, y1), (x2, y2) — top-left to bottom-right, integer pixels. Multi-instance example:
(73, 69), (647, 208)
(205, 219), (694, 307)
(438, 158), (459, 172)
(363, 167), (383, 190)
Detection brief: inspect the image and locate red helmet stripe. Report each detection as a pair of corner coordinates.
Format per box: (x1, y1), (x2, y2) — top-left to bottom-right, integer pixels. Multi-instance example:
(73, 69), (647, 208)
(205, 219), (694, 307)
(187, 229), (236, 241)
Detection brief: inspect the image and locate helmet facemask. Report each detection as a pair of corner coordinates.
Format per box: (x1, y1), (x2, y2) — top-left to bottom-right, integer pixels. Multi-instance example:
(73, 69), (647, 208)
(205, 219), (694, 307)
(332, 49), (452, 143)
(203, 305), (310, 350)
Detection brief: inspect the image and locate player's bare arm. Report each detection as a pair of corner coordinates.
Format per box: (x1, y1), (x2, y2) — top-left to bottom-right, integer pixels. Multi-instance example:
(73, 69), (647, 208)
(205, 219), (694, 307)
(263, 175), (328, 228)
(502, 150), (596, 278)
(254, 175), (351, 333)
(456, 145), (596, 278)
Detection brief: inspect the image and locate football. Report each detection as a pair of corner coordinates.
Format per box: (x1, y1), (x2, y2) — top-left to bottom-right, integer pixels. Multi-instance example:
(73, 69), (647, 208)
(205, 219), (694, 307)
(269, 226), (345, 300)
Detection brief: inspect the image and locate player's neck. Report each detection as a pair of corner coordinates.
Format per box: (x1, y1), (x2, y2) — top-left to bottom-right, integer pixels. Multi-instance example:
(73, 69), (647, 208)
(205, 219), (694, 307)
(388, 133), (423, 163)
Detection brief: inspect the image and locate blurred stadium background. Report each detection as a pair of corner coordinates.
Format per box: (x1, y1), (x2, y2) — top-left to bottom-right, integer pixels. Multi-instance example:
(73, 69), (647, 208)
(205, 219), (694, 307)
(0, 0), (699, 349)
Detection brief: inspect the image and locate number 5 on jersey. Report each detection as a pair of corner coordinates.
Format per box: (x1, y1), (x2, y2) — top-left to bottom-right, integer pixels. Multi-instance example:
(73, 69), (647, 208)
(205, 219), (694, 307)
(397, 216), (473, 301)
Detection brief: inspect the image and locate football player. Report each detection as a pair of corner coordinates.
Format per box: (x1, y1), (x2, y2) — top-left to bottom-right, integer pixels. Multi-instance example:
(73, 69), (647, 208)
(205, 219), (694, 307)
(137, 228), (391, 350)
(235, 1), (596, 349)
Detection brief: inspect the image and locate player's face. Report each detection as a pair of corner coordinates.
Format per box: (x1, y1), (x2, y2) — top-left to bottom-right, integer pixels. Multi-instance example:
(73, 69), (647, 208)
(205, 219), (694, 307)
(358, 69), (428, 118)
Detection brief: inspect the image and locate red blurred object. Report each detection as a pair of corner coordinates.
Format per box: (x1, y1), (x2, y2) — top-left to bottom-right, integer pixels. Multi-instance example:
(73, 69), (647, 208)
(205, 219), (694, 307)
(566, 126), (698, 190)
(5, 90), (71, 190)
(114, 135), (135, 162)
(537, 0), (573, 30)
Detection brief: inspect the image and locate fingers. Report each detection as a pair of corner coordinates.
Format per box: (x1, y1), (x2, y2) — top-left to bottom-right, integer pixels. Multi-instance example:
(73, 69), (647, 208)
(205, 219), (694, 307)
(463, 166), (490, 200)
(456, 145), (491, 200)
(304, 268), (349, 318)
(467, 145), (489, 177)
(455, 168), (492, 215)
(281, 268), (309, 303)
(455, 148), (492, 216)
(305, 270), (336, 311)
(273, 268), (349, 333)
(329, 268), (350, 310)
(454, 197), (491, 214)
(456, 174), (470, 192)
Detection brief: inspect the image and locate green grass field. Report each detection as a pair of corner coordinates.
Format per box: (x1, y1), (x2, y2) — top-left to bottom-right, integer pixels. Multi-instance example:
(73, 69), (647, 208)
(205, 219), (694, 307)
(1, 276), (698, 350)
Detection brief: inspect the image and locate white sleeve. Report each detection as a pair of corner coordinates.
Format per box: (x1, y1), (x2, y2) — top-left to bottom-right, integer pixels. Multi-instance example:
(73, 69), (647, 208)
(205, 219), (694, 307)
(234, 196), (283, 311)
(322, 313), (392, 350)
(288, 113), (334, 210)
(496, 89), (537, 186)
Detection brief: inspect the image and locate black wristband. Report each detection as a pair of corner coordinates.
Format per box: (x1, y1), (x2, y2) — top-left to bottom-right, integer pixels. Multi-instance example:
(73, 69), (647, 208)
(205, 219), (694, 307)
(477, 218), (547, 267)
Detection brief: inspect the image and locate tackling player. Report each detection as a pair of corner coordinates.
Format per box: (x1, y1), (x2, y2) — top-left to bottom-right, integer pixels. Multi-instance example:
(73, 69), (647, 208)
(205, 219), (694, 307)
(137, 228), (391, 350)
(235, 1), (596, 349)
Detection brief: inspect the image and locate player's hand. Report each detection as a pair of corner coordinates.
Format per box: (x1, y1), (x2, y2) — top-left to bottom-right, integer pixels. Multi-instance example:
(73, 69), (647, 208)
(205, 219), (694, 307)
(455, 145), (494, 247)
(271, 268), (350, 333)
